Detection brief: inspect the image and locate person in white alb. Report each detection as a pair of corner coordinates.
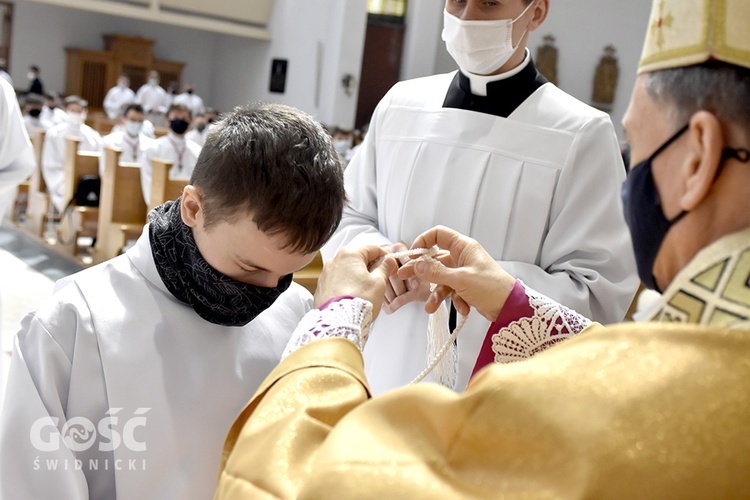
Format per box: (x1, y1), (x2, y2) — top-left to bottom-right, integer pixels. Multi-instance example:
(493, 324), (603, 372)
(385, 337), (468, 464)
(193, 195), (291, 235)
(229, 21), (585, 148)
(41, 95), (104, 212)
(99, 103), (153, 176)
(0, 103), (347, 499)
(0, 76), (35, 410)
(322, 0), (639, 394)
(135, 71), (170, 127)
(39, 93), (67, 129)
(102, 74), (136, 120)
(140, 103), (200, 205)
(22, 93), (46, 137)
(172, 83), (205, 117)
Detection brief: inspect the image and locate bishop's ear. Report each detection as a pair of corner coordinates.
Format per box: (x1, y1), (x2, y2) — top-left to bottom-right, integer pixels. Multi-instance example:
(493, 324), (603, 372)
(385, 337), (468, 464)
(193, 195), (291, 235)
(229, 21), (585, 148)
(180, 185), (204, 228)
(680, 111), (724, 211)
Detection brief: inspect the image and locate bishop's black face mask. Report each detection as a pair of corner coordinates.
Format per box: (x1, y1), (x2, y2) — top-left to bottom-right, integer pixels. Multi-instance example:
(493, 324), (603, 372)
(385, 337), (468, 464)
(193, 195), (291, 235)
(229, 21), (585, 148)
(622, 123), (750, 292)
(29, 108), (42, 118)
(621, 124), (689, 292)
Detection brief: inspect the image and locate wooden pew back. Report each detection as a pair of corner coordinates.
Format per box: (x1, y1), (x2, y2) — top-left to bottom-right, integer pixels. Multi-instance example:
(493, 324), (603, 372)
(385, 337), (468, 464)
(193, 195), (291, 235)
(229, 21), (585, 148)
(149, 158), (187, 210)
(56, 137), (101, 258)
(23, 129), (49, 237)
(94, 146), (148, 264)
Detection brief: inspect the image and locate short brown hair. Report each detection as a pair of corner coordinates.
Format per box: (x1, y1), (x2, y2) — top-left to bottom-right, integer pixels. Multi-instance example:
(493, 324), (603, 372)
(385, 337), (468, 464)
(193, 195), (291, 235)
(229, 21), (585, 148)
(190, 103), (347, 254)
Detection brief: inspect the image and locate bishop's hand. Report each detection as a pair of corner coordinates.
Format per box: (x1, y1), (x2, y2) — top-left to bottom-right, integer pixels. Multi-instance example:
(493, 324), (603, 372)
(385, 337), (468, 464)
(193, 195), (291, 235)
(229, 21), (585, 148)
(398, 226), (516, 322)
(314, 245), (397, 319)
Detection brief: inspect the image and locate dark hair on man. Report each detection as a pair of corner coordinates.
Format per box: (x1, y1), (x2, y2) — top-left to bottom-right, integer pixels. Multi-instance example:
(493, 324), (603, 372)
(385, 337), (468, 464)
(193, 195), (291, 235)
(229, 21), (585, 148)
(190, 103), (347, 254)
(123, 103), (145, 116)
(30, 65), (39, 73)
(168, 102), (192, 120)
(644, 61), (750, 138)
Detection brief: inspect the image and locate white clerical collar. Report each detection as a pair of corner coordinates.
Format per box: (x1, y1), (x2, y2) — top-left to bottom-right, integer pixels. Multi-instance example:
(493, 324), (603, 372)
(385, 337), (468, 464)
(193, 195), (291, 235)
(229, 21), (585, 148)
(461, 49), (532, 97)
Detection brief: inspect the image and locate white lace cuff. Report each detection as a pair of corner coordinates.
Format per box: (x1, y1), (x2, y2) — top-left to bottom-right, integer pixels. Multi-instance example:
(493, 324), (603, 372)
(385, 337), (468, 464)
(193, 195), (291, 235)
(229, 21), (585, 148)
(282, 298), (374, 359)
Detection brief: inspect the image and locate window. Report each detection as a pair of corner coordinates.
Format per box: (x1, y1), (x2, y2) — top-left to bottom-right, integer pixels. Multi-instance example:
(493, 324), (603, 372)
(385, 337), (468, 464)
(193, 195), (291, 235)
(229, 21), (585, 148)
(367, 0), (407, 25)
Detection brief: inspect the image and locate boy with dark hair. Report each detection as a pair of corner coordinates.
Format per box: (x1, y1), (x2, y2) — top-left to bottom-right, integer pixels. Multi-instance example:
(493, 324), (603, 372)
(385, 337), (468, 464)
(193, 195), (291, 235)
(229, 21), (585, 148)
(0, 103), (346, 499)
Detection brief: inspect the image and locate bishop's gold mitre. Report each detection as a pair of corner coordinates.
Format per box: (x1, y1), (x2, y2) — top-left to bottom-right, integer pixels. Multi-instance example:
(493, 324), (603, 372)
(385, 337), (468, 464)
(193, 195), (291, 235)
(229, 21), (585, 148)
(638, 0), (750, 73)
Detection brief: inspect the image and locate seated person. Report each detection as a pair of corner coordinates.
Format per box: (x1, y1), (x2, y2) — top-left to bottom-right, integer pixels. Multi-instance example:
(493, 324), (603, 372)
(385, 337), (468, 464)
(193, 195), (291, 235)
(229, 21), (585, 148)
(0, 103), (347, 499)
(22, 93), (46, 136)
(215, 1), (750, 495)
(186, 111), (210, 146)
(41, 95), (103, 212)
(99, 103), (153, 176)
(140, 103), (201, 205)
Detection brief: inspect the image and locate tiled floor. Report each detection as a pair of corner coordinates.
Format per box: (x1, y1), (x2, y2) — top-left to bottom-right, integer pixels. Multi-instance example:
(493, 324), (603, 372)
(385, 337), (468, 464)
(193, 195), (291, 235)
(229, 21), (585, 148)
(0, 221), (83, 403)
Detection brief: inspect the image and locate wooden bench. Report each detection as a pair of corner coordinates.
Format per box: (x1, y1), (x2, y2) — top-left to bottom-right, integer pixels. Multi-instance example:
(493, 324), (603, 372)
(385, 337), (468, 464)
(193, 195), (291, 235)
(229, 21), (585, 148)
(22, 129), (50, 237)
(149, 158), (187, 210)
(294, 252), (323, 294)
(55, 137), (101, 259)
(93, 146), (148, 264)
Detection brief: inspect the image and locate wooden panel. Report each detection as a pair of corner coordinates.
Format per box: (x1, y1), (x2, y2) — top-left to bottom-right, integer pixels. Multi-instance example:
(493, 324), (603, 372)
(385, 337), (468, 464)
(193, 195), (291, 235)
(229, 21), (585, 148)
(24, 129), (48, 237)
(94, 147), (148, 264)
(149, 158), (186, 211)
(82, 61), (108, 109)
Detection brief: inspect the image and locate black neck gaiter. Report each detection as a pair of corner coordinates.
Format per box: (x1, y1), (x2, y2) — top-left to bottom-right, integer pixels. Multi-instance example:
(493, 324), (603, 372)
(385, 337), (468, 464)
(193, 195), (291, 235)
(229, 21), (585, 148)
(148, 199), (293, 326)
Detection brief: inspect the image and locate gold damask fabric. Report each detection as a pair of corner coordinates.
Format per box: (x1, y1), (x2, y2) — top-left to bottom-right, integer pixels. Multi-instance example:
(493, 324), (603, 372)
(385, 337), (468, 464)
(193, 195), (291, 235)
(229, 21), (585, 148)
(650, 228), (750, 328)
(639, 0), (750, 73)
(215, 325), (750, 499)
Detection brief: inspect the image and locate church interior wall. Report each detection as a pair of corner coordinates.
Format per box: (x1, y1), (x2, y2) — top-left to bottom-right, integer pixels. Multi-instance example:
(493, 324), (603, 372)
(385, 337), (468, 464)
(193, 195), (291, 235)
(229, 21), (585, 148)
(7, 0), (652, 140)
(433, 0), (653, 141)
(8, 0), (218, 107)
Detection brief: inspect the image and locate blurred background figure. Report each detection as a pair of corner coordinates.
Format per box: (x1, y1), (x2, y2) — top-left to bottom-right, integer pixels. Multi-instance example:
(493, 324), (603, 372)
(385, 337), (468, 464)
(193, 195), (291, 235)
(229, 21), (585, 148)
(103, 74), (136, 120)
(173, 82), (205, 117)
(26, 65), (43, 95)
(331, 126), (353, 168)
(185, 111), (209, 146)
(22, 93), (46, 136)
(40, 92), (67, 129)
(100, 103), (153, 175)
(0, 58), (12, 87)
(41, 95), (103, 212)
(135, 70), (170, 127)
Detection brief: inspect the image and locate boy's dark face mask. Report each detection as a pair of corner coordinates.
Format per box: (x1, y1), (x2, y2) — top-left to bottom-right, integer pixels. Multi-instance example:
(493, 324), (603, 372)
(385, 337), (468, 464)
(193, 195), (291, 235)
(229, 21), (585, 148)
(148, 199), (292, 327)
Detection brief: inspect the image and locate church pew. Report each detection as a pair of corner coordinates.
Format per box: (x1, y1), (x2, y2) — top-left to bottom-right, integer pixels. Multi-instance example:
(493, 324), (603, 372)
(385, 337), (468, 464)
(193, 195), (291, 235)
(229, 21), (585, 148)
(93, 146), (148, 264)
(293, 252), (323, 294)
(22, 129), (50, 237)
(55, 137), (101, 259)
(149, 158), (187, 210)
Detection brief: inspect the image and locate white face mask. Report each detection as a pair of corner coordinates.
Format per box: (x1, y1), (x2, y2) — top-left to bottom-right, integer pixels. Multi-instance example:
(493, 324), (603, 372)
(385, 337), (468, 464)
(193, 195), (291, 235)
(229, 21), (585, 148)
(149, 78), (159, 87)
(27, 72), (36, 80)
(125, 120), (143, 137)
(67, 111), (86, 126)
(442, 1), (535, 76)
(334, 138), (351, 155)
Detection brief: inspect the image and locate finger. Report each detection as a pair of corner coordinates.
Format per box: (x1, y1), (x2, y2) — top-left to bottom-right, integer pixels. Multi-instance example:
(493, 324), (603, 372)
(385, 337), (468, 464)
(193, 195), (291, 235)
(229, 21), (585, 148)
(397, 260), (417, 280)
(387, 290), (419, 313)
(384, 280), (397, 303)
(358, 245), (390, 268)
(452, 294), (470, 317)
(413, 259), (460, 290)
(410, 226), (467, 257)
(371, 256), (398, 282)
(388, 273), (408, 297)
(424, 284), (452, 314)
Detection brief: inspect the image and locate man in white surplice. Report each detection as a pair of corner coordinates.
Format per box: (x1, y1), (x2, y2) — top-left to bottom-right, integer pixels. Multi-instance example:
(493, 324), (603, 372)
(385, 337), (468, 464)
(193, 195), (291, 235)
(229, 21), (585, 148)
(0, 76), (35, 411)
(0, 103), (347, 499)
(322, 0), (639, 394)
